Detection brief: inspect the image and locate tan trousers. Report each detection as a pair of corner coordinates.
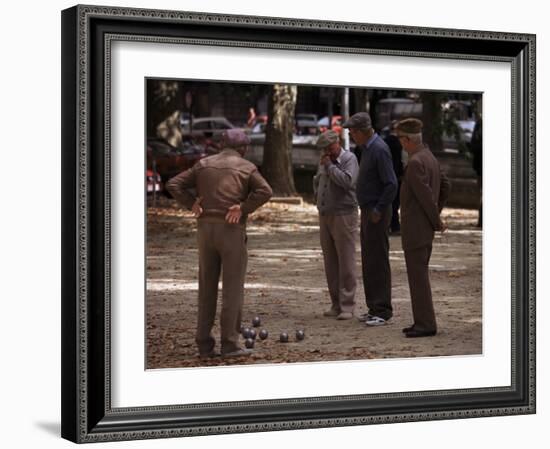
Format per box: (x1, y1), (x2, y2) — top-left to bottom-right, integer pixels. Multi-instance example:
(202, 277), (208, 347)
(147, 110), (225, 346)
(319, 211), (358, 313)
(196, 221), (247, 354)
(404, 244), (437, 332)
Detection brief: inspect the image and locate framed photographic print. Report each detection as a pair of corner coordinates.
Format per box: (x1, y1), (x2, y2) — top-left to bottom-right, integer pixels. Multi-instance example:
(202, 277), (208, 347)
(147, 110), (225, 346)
(61, 4), (536, 443)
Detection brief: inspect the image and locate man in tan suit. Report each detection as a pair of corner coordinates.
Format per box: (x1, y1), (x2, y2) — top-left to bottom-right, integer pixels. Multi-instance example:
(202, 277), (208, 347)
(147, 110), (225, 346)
(166, 129), (272, 358)
(396, 119), (451, 338)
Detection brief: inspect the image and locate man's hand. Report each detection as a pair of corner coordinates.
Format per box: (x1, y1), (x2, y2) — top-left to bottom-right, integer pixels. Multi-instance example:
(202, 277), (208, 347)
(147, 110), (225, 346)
(437, 218), (448, 233)
(225, 204), (242, 224)
(369, 209), (382, 224)
(191, 197), (203, 217)
(320, 153), (332, 167)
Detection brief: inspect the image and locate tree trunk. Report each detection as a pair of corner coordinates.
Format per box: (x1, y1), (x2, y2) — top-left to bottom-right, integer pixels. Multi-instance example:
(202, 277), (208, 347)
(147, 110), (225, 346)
(421, 92), (444, 153)
(146, 80), (181, 145)
(262, 84), (298, 196)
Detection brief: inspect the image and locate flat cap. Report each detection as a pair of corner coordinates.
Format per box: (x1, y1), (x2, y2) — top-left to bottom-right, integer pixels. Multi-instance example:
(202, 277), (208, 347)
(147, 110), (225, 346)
(316, 129), (340, 148)
(223, 129), (251, 148)
(396, 118), (423, 134)
(342, 112), (372, 129)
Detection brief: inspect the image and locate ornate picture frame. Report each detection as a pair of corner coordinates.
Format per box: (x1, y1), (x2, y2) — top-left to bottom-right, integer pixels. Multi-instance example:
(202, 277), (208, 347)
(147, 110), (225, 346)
(61, 4), (536, 443)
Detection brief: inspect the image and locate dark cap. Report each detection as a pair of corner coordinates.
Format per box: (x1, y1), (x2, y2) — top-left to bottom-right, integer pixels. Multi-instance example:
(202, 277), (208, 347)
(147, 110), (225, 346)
(223, 129), (251, 148)
(396, 118), (423, 134)
(342, 112), (372, 129)
(316, 130), (339, 149)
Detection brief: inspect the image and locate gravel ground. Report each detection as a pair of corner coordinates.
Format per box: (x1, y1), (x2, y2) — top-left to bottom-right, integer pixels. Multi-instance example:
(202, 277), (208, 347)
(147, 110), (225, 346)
(146, 197), (482, 369)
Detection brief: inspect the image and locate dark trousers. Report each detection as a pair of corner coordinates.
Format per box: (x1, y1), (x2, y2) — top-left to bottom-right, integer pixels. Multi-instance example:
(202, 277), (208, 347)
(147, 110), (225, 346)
(391, 181), (401, 232)
(360, 206), (393, 320)
(404, 244), (437, 332)
(196, 221), (248, 355)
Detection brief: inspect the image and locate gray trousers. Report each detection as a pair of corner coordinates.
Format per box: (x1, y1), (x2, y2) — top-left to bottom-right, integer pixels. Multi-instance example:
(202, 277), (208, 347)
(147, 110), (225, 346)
(196, 220), (247, 354)
(360, 206), (393, 320)
(319, 211), (358, 313)
(404, 244), (437, 332)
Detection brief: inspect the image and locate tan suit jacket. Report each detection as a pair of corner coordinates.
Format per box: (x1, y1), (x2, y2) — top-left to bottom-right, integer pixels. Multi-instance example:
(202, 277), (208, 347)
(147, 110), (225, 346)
(400, 147), (450, 251)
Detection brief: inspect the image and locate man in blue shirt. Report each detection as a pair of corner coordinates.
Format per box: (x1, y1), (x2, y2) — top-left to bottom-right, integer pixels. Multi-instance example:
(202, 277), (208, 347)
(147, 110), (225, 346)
(343, 112), (397, 326)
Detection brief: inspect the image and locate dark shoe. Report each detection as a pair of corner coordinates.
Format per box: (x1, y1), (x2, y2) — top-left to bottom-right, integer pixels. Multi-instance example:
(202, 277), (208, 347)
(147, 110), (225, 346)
(402, 325), (415, 333)
(199, 350), (220, 360)
(222, 348), (252, 358)
(405, 329), (437, 338)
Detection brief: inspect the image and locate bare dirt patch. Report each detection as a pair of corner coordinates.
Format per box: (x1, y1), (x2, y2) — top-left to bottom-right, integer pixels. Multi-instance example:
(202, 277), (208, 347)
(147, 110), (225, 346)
(146, 197), (482, 368)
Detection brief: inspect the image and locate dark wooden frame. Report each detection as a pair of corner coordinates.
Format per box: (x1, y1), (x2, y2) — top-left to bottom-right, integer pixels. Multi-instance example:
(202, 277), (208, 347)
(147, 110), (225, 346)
(61, 4), (536, 443)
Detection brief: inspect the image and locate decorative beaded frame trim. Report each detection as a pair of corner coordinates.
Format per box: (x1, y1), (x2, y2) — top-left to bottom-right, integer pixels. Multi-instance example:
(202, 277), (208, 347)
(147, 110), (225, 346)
(73, 4), (536, 442)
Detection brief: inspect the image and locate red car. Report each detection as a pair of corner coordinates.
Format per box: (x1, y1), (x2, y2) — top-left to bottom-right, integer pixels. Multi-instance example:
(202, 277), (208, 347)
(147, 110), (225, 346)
(146, 138), (207, 189)
(146, 169), (162, 194)
(318, 115), (343, 134)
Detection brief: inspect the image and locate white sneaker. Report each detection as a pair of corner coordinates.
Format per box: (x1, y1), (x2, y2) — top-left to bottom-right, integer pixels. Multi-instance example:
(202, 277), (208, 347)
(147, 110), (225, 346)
(365, 315), (388, 326)
(357, 313), (373, 322)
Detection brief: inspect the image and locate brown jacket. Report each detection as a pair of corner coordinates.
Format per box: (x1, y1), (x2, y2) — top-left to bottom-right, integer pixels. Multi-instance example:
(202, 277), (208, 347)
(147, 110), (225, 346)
(166, 149), (273, 223)
(400, 147), (451, 251)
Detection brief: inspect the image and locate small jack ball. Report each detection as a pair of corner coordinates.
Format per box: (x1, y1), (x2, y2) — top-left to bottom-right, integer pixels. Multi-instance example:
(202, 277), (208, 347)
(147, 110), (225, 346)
(296, 330), (305, 341)
(245, 338), (255, 349)
(279, 332), (289, 343)
(249, 329), (257, 340)
(252, 316), (261, 327)
(259, 329), (268, 340)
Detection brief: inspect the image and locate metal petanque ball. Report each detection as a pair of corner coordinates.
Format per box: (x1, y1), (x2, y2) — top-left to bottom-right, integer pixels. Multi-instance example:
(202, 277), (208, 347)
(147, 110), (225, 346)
(279, 332), (289, 343)
(242, 327), (252, 339)
(252, 316), (261, 327)
(296, 330), (305, 341)
(249, 329), (257, 340)
(259, 329), (268, 340)
(245, 338), (255, 349)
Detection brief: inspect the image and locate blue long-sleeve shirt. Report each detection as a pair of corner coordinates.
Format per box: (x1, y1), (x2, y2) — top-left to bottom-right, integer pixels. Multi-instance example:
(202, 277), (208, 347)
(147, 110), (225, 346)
(355, 133), (398, 211)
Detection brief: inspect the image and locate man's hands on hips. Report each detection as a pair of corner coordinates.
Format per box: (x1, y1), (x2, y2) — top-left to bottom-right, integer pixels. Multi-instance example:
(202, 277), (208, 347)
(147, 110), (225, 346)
(225, 204), (242, 224)
(191, 197), (203, 217)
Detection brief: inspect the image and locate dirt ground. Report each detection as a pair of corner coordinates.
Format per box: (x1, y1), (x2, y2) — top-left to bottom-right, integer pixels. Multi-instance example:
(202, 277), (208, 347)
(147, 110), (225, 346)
(146, 196), (482, 369)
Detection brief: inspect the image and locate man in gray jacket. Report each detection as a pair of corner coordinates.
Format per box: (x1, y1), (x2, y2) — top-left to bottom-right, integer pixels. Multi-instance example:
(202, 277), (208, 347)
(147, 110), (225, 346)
(313, 130), (360, 320)
(166, 129), (272, 358)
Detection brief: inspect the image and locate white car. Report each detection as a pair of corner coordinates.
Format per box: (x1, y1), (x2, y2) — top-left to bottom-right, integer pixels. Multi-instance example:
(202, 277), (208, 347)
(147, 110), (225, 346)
(181, 116), (236, 140)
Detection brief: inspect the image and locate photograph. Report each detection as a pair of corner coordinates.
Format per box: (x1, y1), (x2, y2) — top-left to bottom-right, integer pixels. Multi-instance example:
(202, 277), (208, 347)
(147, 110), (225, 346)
(59, 4), (535, 443)
(145, 79), (484, 369)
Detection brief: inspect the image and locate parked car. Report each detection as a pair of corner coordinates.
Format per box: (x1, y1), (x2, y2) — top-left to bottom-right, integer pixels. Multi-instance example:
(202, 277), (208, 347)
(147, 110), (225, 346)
(146, 169), (162, 194)
(295, 113), (319, 123)
(180, 116), (237, 140)
(146, 138), (206, 183)
(295, 119), (320, 136)
(178, 111), (194, 128)
(374, 98), (423, 130)
(442, 119), (476, 150)
(318, 115), (343, 134)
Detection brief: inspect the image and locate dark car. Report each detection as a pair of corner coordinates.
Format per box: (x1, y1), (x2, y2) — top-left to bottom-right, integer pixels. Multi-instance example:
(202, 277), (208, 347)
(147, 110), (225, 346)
(146, 138), (207, 182)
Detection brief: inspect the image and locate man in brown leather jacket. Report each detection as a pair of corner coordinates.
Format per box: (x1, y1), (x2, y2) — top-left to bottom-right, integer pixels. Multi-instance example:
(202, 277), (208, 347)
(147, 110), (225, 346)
(166, 129), (272, 358)
(396, 118), (451, 338)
